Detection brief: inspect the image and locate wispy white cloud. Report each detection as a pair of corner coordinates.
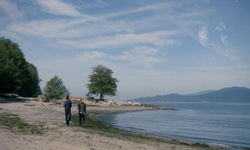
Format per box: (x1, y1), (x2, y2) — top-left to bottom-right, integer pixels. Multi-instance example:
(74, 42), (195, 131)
(8, 19), (78, 38)
(215, 21), (227, 31)
(198, 26), (208, 47)
(76, 51), (107, 62)
(215, 21), (228, 46)
(209, 43), (238, 62)
(215, 26), (222, 31)
(7, 16), (101, 39)
(4, 0), (203, 51)
(58, 31), (176, 49)
(0, 0), (22, 21)
(75, 46), (162, 67)
(198, 26), (236, 61)
(116, 46), (162, 67)
(35, 0), (82, 17)
(75, 0), (109, 9)
(221, 35), (228, 46)
(100, 2), (175, 20)
(99, 1), (206, 35)
(220, 21), (227, 30)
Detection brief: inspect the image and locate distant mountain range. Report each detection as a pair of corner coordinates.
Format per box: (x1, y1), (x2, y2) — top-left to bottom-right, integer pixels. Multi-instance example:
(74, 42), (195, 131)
(130, 87), (250, 102)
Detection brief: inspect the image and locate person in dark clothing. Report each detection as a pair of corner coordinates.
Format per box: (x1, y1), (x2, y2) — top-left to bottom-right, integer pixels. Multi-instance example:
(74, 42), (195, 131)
(78, 97), (87, 127)
(63, 95), (72, 126)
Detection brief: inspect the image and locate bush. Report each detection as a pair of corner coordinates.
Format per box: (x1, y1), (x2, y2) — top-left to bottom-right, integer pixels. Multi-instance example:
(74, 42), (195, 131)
(43, 75), (70, 101)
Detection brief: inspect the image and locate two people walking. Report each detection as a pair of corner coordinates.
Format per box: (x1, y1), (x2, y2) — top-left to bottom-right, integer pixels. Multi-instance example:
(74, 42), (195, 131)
(63, 96), (87, 127)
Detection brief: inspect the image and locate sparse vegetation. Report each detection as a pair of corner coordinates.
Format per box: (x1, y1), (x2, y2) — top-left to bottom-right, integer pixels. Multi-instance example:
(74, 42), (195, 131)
(191, 142), (210, 148)
(0, 113), (44, 134)
(171, 139), (211, 148)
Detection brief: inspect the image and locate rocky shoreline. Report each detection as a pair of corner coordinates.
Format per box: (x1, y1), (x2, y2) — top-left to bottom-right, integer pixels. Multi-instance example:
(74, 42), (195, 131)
(96, 99), (171, 110)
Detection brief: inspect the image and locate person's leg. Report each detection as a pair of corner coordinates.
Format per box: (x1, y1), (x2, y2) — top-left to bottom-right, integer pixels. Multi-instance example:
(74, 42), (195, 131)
(65, 113), (68, 125)
(79, 114), (82, 127)
(68, 112), (71, 125)
(82, 114), (86, 127)
(65, 113), (69, 125)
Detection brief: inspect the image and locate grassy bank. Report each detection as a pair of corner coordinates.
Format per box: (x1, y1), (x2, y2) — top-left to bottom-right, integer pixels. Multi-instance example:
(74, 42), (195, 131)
(0, 113), (44, 134)
(71, 113), (214, 149)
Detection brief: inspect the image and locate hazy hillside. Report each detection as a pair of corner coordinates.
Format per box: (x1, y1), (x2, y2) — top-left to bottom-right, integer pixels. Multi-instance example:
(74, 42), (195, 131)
(130, 87), (250, 102)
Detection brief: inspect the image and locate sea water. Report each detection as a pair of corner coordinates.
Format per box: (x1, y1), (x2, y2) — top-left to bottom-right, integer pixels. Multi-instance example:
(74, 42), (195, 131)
(100, 102), (250, 149)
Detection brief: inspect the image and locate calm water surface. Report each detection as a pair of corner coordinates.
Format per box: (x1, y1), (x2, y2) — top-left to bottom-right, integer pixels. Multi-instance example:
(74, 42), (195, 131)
(100, 102), (250, 149)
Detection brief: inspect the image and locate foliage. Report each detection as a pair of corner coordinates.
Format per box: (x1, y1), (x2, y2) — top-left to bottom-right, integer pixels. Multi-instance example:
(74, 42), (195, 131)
(43, 75), (70, 101)
(0, 37), (41, 96)
(86, 64), (118, 100)
(71, 114), (118, 131)
(18, 63), (42, 97)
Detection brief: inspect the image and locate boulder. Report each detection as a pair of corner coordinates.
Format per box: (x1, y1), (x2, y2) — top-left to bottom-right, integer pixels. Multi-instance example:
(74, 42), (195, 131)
(37, 95), (46, 102)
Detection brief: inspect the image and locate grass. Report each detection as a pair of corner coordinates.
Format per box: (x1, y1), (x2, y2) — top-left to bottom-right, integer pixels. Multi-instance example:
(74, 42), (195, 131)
(71, 113), (157, 140)
(71, 114), (124, 133)
(170, 139), (211, 148)
(71, 114), (212, 149)
(0, 113), (44, 134)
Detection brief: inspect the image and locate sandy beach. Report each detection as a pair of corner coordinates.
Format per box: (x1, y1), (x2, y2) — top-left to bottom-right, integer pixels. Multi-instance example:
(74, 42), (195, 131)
(0, 97), (218, 150)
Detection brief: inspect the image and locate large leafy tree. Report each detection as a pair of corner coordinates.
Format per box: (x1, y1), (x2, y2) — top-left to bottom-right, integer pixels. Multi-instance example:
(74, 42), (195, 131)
(0, 37), (41, 96)
(43, 75), (70, 101)
(86, 64), (118, 100)
(18, 63), (42, 97)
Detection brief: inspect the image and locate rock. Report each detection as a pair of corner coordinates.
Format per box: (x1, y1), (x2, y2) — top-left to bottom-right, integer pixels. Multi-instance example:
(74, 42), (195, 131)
(53, 99), (63, 104)
(37, 95), (46, 102)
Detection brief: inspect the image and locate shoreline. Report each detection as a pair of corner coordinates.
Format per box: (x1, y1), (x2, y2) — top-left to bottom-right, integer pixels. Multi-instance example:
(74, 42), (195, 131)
(75, 100), (224, 150)
(80, 100), (246, 150)
(0, 97), (223, 150)
(85, 106), (226, 150)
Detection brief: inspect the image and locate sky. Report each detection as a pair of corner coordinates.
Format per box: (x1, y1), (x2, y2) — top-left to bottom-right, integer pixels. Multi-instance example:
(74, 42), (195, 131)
(0, 0), (250, 100)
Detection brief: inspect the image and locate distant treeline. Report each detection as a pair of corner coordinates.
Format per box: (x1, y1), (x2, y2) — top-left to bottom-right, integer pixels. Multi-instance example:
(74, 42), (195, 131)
(0, 37), (42, 97)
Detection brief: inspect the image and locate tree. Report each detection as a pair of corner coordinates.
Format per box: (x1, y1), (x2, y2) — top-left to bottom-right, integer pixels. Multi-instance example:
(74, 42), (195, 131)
(86, 64), (118, 100)
(0, 37), (41, 96)
(18, 63), (42, 97)
(0, 38), (25, 94)
(43, 75), (70, 101)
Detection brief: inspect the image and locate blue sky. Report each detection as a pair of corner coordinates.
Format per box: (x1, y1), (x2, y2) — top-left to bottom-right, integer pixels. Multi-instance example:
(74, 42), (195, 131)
(1, 0), (250, 100)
